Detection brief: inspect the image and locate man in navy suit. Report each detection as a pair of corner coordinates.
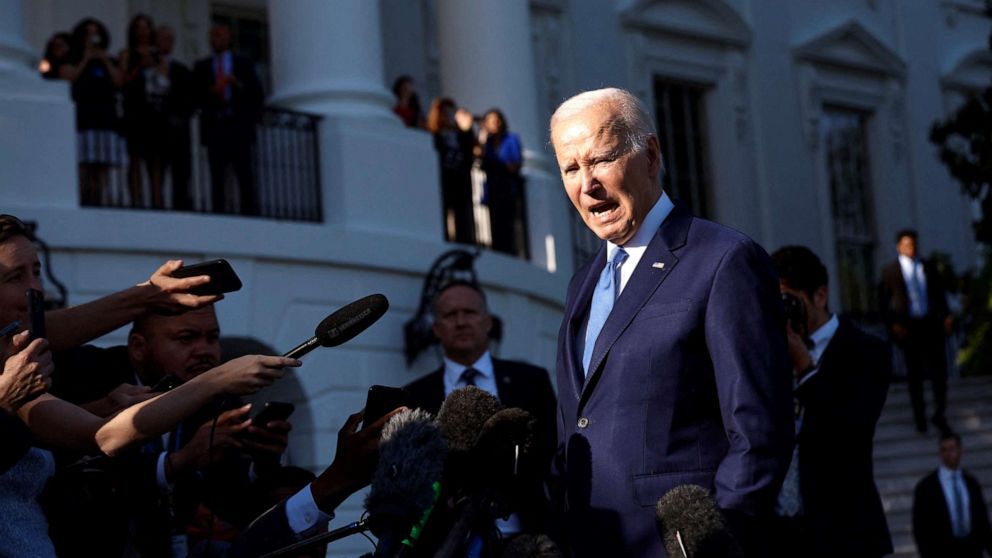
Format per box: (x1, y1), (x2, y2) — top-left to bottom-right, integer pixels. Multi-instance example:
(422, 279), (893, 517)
(549, 88), (793, 557)
(193, 23), (264, 216)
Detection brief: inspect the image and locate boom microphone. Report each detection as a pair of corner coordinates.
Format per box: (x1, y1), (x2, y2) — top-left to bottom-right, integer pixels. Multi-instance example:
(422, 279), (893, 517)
(655, 485), (743, 558)
(283, 294), (389, 359)
(436, 386), (501, 452)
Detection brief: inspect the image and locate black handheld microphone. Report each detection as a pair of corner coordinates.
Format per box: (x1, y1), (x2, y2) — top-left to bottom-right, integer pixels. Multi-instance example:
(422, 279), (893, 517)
(283, 294), (389, 359)
(655, 484), (743, 558)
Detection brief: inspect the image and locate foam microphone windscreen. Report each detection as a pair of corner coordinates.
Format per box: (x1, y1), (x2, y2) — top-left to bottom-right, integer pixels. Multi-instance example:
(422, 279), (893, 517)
(365, 408), (447, 535)
(436, 386), (501, 452)
(316, 293), (389, 347)
(475, 408), (536, 476)
(655, 484), (743, 558)
(500, 534), (563, 558)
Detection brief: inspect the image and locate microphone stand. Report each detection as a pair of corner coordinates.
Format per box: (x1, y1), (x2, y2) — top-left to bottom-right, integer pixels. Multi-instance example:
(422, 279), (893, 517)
(259, 517), (372, 558)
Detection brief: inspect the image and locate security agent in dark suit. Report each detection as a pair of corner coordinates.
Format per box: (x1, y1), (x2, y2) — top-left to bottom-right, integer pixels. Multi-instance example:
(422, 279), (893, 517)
(193, 23), (264, 216)
(770, 246), (892, 558)
(153, 25), (195, 211)
(550, 87), (793, 558)
(404, 281), (558, 534)
(879, 229), (952, 433)
(913, 432), (992, 558)
(46, 305), (291, 557)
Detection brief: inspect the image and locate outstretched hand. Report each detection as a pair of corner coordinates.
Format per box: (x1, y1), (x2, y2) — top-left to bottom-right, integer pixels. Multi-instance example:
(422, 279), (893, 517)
(0, 331), (53, 414)
(139, 260), (224, 315)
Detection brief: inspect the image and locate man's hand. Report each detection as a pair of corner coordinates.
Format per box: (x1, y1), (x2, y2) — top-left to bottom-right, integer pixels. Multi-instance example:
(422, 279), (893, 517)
(0, 331), (53, 414)
(785, 323), (813, 380)
(199, 355), (299, 396)
(244, 419), (291, 476)
(80, 383), (156, 418)
(169, 404), (252, 478)
(138, 260), (223, 315)
(311, 408), (405, 513)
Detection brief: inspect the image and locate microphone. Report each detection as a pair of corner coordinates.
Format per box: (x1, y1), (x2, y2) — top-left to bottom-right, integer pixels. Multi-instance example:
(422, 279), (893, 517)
(365, 408), (447, 557)
(436, 386), (501, 452)
(283, 294), (389, 359)
(655, 485), (743, 558)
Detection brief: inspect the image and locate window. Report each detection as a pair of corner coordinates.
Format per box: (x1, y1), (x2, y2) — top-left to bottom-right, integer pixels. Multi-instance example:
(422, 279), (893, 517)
(653, 79), (711, 218)
(822, 107), (877, 315)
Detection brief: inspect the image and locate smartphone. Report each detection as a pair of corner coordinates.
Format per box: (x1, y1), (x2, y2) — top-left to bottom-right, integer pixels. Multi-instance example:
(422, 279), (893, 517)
(251, 401), (295, 428)
(150, 374), (180, 392)
(26, 289), (46, 341)
(362, 385), (411, 430)
(172, 259), (242, 296)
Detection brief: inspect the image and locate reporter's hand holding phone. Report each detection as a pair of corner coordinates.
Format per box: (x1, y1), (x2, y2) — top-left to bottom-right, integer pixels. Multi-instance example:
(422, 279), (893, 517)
(168, 404), (252, 478)
(139, 260), (224, 315)
(197, 355), (300, 396)
(0, 331), (53, 414)
(244, 411), (293, 476)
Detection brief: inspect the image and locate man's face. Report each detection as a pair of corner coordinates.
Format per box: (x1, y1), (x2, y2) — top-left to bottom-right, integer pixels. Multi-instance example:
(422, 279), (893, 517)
(130, 306), (221, 383)
(432, 286), (492, 364)
(552, 103), (661, 245)
(0, 236), (43, 330)
(209, 26), (230, 54)
(156, 27), (174, 55)
(939, 437), (962, 470)
(897, 236), (918, 259)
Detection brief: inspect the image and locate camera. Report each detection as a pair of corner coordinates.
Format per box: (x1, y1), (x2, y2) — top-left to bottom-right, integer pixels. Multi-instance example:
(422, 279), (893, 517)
(781, 292), (807, 338)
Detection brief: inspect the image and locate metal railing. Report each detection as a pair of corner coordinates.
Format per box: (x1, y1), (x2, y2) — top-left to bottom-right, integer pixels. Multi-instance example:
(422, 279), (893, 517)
(80, 106), (323, 222)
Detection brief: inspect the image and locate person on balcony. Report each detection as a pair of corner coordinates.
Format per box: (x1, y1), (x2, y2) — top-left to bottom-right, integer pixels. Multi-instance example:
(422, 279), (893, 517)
(426, 97), (477, 244)
(153, 25), (194, 212)
(193, 24), (263, 216)
(39, 32), (73, 81)
(119, 14), (162, 209)
(477, 109), (525, 257)
(63, 18), (126, 208)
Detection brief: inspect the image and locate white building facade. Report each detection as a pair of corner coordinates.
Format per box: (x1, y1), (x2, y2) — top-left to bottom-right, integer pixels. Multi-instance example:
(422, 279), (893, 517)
(1, 0), (988, 555)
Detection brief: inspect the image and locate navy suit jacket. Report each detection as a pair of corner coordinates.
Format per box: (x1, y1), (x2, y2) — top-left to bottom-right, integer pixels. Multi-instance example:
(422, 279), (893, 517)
(795, 319), (892, 556)
(554, 203), (793, 557)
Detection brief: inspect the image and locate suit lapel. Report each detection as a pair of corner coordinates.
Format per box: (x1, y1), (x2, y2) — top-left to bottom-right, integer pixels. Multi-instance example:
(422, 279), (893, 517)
(563, 246), (606, 400)
(580, 204), (692, 406)
(493, 360), (518, 408)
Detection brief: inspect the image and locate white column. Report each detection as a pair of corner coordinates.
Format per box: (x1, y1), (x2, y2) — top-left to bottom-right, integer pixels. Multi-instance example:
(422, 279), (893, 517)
(436, 0), (571, 273)
(267, 0), (394, 120)
(0, 0), (77, 213)
(436, 0), (544, 163)
(0, 0), (34, 72)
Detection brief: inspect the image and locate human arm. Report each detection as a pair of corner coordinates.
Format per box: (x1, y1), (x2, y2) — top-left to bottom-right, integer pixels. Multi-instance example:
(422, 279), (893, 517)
(78, 382), (155, 417)
(45, 260), (220, 352)
(17, 354), (298, 456)
(0, 332), (53, 414)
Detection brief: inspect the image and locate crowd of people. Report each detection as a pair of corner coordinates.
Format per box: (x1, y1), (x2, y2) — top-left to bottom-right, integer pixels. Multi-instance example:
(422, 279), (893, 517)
(5, 70), (990, 558)
(40, 16), (263, 214)
(392, 76), (528, 258)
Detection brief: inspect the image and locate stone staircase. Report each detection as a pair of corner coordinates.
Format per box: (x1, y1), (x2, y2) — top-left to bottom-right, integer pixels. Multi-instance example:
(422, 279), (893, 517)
(875, 375), (992, 558)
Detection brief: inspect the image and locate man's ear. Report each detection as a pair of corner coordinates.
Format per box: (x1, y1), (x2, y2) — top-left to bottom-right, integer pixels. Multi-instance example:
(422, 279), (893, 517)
(128, 331), (147, 365)
(645, 135), (662, 180)
(814, 284), (829, 311)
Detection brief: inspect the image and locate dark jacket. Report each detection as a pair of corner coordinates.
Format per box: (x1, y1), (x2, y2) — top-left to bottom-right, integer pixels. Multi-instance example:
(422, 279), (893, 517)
(914, 468), (992, 558)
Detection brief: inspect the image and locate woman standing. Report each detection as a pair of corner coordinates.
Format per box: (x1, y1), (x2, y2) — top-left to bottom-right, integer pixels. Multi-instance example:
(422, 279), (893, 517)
(64, 18), (126, 207)
(426, 97), (476, 244)
(119, 14), (162, 209)
(478, 109), (526, 257)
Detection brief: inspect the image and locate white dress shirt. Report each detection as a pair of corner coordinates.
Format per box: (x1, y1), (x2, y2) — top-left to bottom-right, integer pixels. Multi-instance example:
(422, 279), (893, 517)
(898, 254), (929, 317)
(607, 191), (675, 294)
(797, 313), (840, 388)
(442, 351), (498, 400)
(939, 465), (972, 537)
(285, 485), (334, 535)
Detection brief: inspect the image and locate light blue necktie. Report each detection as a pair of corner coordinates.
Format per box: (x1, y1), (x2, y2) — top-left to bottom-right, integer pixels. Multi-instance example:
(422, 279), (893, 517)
(582, 247), (627, 376)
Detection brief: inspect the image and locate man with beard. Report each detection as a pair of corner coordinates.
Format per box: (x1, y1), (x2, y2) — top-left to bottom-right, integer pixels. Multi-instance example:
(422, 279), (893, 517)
(46, 305), (291, 557)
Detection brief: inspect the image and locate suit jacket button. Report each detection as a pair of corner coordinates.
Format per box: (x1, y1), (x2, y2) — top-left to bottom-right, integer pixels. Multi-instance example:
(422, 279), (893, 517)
(577, 417), (589, 429)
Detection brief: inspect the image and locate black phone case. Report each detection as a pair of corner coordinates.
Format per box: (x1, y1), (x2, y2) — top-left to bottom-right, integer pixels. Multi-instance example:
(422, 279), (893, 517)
(172, 259), (243, 296)
(363, 385), (411, 429)
(26, 289), (46, 341)
(251, 402), (295, 427)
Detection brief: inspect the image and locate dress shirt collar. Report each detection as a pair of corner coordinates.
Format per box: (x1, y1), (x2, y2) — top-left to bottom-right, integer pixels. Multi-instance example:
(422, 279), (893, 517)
(605, 190), (674, 292)
(808, 313), (840, 364)
(939, 464), (963, 481)
(898, 254), (918, 276)
(443, 351), (494, 389)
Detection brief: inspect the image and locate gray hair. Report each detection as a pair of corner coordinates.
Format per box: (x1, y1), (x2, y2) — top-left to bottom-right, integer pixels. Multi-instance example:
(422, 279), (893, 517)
(550, 87), (658, 156)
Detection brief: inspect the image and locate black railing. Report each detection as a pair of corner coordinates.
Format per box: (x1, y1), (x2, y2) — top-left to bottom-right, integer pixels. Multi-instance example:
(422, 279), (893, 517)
(79, 106), (323, 222)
